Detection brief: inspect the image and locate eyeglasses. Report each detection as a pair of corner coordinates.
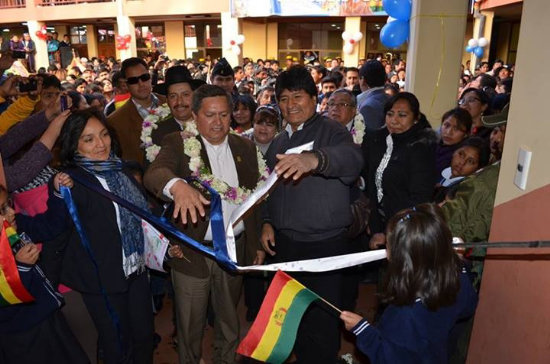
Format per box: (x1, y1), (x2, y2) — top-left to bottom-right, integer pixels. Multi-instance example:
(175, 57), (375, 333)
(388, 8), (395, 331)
(125, 73), (151, 85)
(0, 198), (14, 215)
(459, 97), (480, 106)
(327, 102), (354, 109)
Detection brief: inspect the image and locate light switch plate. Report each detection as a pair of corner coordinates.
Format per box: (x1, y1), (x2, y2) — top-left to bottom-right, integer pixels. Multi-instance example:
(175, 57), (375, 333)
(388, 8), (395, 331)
(514, 147), (532, 190)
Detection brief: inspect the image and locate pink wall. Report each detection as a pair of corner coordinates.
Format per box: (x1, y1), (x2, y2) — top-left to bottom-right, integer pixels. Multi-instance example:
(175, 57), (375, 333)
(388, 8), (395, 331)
(468, 183), (550, 363)
(481, 0), (522, 10)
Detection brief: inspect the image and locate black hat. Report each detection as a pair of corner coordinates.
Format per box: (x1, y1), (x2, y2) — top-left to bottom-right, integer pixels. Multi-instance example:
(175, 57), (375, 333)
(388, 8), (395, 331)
(211, 58), (234, 78)
(164, 65), (205, 91)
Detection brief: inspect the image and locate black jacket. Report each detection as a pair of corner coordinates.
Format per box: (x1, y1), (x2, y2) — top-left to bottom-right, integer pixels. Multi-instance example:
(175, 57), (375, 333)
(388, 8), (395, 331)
(363, 117), (437, 233)
(264, 113), (364, 242)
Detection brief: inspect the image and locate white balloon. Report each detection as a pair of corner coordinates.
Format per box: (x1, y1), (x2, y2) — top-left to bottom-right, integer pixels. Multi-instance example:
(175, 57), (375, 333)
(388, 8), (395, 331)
(286, 38), (293, 47)
(232, 45), (241, 55)
(236, 34), (245, 44)
(387, 16), (397, 23)
(343, 43), (354, 55)
(353, 32), (363, 41)
(342, 31), (352, 41)
(468, 38), (478, 48)
(478, 37), (489, 47)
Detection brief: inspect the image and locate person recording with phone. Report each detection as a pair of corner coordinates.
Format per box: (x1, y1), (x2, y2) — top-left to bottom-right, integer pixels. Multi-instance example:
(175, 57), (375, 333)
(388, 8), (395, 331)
(0, 72), (42, 134)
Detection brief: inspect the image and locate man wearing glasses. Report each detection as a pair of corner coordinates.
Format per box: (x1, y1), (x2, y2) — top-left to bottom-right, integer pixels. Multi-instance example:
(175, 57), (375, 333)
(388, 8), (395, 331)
(107, 57), (166, 166)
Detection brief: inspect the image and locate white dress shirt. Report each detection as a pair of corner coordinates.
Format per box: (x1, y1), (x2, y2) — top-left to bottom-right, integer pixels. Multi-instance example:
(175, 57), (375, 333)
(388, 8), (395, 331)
(163, 135), (245, 241)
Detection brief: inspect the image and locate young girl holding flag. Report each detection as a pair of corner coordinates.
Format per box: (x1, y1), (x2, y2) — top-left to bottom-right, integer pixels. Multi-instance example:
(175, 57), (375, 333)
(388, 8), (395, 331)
(340, 203), (478, 364)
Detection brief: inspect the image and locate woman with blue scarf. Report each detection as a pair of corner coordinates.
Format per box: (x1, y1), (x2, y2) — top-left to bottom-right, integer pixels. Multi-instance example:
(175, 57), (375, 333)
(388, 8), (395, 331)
(54, 109), (153, 364)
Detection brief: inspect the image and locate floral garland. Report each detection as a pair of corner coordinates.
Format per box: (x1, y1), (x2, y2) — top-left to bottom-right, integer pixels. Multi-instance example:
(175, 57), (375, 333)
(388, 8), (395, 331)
(140, 104), (172, 162)
(182, 121), (270, 204)
(351, 113), (366, 145)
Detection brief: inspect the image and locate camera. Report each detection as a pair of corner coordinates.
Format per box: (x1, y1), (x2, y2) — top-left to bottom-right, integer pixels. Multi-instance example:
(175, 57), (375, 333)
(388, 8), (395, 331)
(60, 95), (68, 111)
(18, 78), (38, 93)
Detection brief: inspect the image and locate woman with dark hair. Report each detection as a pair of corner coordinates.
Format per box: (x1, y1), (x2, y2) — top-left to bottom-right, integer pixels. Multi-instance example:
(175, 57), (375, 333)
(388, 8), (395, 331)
(435, 136), (490, 203)
(232, 94), (257, 133)
(340, 203), (477, 363)
(53, 109), (155, 364)
(363, 92), (437, 249)
(459, 88), (491, 140)
(435, 107), (472, 177)
(252, 105), (280, 154)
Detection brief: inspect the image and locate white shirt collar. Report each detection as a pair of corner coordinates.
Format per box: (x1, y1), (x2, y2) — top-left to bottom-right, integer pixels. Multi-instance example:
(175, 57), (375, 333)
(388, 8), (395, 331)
(285, 122), (305, 138)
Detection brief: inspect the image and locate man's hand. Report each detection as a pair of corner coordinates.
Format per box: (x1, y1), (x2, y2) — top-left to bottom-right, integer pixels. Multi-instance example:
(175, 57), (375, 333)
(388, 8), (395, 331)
(369, 232), (386, 250)
(260, 223), (276, 256)
(274, 152), (319, 180)
(253, 250), (266, 265)
(340, 311), (364, 331)
(15, 243), (40, 265)
(170, 180), (210, 224)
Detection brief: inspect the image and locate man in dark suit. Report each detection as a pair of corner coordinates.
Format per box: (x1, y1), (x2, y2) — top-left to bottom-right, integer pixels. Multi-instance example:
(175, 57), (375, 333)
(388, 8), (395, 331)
(107, 57), (166, 166)
(22, 33), (36, 73)
(144, 85), (264, 364)
(150, 65), (205, 146)
(356, 60), (390, 133)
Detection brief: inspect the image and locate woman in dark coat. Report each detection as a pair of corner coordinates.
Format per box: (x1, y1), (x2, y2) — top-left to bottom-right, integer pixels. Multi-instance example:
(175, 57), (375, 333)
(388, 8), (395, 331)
(52, 109), (154, 364)
(362, 92), (437, 248)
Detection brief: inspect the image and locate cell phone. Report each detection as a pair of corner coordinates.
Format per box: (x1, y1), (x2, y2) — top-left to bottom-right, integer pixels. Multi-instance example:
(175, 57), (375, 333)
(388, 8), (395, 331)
(60, 95), (68, 111)
(12, 50), (26, 59)
(18, 78), (38, 92)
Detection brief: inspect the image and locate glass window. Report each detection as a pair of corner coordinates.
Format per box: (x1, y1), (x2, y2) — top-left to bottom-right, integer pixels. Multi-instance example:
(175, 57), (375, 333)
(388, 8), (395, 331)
(278, 21), (344, 64)
(135, 24), (165, 57)
(97, 28), (115, 44)
(184, 21), (222, 61)
(70, 25), (87, 44)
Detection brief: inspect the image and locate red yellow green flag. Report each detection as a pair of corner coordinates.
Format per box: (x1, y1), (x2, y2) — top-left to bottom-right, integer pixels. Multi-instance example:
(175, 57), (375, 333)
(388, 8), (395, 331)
(0, 221), (34, 306)
(114, 93), (131, 109)
(237, 270), (319, 363)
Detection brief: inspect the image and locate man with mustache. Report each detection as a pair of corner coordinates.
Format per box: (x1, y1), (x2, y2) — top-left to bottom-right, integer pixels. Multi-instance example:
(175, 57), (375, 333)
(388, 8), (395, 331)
(151, 66), (205, 146)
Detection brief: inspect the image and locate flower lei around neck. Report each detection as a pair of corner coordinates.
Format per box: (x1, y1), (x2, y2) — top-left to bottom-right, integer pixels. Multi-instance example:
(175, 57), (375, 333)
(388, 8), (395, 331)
(182, 122), (270, 204)
(351, 113), (366, 145)
(140, 104), (172, 162)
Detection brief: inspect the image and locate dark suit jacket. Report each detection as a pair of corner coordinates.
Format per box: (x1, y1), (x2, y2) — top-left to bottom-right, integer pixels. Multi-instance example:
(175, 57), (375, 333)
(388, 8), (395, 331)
(107, 93), (166, 167)
(358, 88), (390, 133)
(48, 166), (146, 294)
(151, 116), (182, 146)
(144, 132), (261, 278)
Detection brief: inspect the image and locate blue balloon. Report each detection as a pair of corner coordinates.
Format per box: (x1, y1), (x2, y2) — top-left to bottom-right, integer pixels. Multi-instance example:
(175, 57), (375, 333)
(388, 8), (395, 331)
(473, 46), (484, 57)
(383, 0), (412, 21)
(380, 20), (409, 48)
(465, 45), (474, 53)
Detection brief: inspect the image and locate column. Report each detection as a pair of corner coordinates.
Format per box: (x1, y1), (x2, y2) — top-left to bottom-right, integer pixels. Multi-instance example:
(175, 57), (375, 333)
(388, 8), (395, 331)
(165, 21), (185, 60)
(266, 22), (278, 60)
(469, 10), (494, 72)
(406, 0), (469, 127)
(221, 11), (241, 67)
(116, 0), (137, 60)
(26, 20), (49, 71)
(86, 24), (99, 60)
(343, 17), (361, 67)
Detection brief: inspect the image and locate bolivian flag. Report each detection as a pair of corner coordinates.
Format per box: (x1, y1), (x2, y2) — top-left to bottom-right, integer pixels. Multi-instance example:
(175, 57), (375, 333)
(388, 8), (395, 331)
(237, 270), (319, 363)
(0, 221), (34, 306)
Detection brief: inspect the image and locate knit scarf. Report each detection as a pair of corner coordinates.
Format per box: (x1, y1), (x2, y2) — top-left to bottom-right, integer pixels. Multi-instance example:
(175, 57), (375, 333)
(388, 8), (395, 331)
(375, 133), (394, 203)
(73, 153), (148, 277)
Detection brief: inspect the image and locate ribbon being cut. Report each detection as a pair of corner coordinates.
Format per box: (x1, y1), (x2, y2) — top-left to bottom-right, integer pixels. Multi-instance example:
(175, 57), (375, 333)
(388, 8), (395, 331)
(61, 141), (388, 273)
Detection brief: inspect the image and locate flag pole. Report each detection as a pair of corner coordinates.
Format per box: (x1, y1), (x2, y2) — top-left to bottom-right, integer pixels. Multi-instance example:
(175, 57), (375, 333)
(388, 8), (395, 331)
(317, 295), (342, 314)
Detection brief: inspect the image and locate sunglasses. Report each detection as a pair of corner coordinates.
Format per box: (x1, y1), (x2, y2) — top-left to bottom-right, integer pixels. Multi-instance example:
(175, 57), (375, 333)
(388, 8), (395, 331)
(126, 73), (151, 85)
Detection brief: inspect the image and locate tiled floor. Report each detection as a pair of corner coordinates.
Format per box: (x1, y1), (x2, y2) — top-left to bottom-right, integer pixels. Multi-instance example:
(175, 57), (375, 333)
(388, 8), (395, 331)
(152, 283), (378, 364)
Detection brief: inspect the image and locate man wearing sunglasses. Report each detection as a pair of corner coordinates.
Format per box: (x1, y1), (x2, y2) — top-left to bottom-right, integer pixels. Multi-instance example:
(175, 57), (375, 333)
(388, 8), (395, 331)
(107, 57), (166, 166)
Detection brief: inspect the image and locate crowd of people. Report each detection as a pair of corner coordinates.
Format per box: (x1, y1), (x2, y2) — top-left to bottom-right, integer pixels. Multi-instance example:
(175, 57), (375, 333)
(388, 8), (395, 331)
(0, 45), (513, 364)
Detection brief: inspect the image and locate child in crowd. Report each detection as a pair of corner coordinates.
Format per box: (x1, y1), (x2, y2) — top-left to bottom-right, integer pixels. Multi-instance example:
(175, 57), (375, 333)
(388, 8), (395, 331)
(0, 176), (89, 363)
(340, 203), (478, 364)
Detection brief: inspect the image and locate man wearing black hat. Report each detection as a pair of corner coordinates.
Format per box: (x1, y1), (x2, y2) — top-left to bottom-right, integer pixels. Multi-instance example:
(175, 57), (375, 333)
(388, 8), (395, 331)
(151, 66), (205, 147)
(356, 60), (389, 133)
(211, 58), (236, 97)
